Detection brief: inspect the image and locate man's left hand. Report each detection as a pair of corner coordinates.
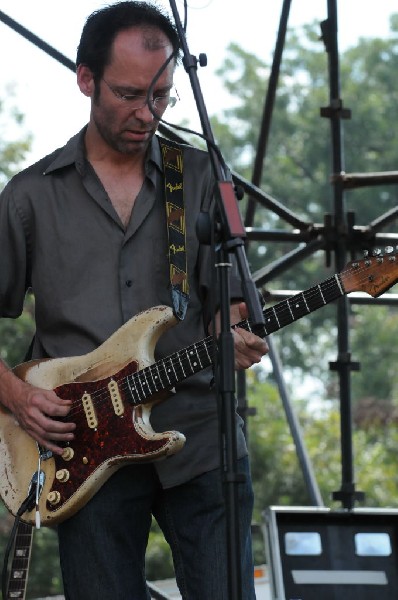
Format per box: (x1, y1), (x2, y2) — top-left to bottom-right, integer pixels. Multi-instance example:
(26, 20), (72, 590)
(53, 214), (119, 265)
(231, 302), (268, 370)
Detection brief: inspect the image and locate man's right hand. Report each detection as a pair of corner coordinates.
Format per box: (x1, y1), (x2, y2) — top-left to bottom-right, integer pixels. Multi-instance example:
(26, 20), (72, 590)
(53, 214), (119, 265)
(0, 366), (76, 455)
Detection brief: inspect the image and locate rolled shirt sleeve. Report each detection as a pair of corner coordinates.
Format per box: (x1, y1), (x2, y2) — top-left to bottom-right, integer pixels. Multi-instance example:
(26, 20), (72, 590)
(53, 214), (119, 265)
(0, 181), (30, 318)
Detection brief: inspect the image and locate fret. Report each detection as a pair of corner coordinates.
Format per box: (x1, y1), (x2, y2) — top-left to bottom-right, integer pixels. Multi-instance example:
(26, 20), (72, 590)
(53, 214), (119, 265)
(272, 307), (281, 328)
(169, 354), (185, 383)
(196, 344), (206, 369)
(262, 306), (279, 334)
(126, 375), (144, 404)
(203, 340), (213, 365)
(195, 340), (210, 370)
(319, 284), (326, 304)
(288, 293), (311, 320)
(322, 275), (344, 303)
(286, 299), (295, 321)
(335, 273), (344, 295)
(164, 356), (178, 386)
(141, 368), (153, 396)
(185, 347), (197, 372)
(153, 363), (163, 387)
(274, 301), (295, 329)
(177, 354), (187, 379)
(135, 371), (146, 400)
(304, 283), (329, 313)
(158, 359), (172, 386)
(9, 557), (29, 569)
(302, 292), (310, 312)
(147, 364), (159, 392)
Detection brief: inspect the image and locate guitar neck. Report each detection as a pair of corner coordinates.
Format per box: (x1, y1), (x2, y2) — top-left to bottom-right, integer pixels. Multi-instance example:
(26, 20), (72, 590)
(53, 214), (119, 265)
(6, 521), (33, 600)
(242, 274), (343, 338)
(127, 274), (344, 404)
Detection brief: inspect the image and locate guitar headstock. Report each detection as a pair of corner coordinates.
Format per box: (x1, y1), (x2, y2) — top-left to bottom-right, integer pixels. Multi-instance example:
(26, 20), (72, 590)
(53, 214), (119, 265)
(341, 247), (398, 297)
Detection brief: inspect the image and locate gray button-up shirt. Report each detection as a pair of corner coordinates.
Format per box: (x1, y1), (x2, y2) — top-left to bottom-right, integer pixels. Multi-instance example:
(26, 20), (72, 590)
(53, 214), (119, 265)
(0, 128), (247, 487)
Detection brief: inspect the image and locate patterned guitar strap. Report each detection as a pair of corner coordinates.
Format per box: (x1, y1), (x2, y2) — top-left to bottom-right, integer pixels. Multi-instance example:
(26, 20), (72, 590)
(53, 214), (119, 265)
(158, 137), (189, 321)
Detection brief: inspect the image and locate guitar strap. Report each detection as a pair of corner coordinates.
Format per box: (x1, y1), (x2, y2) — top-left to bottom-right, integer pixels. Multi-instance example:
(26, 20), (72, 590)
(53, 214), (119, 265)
(158, 137), (189, 321)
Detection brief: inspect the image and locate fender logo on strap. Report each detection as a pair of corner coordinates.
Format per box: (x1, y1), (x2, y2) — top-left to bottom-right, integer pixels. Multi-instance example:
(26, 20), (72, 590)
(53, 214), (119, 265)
(159, 137), (189, 320)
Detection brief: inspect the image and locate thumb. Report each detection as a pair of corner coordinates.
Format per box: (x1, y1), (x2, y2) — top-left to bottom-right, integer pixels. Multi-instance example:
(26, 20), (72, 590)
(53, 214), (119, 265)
(238, 301), (249, 320)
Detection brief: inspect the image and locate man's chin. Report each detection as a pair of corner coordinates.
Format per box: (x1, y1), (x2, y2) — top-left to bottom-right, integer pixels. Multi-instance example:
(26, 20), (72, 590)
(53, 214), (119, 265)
(117, 135), (152, 155)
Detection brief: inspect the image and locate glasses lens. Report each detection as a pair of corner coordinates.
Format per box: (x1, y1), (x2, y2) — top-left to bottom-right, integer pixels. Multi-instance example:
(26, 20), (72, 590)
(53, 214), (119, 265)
(104, 78), (179, 110)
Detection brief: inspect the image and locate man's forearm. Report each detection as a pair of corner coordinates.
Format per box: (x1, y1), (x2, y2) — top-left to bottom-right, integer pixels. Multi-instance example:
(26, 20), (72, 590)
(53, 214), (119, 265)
(0, 359), (23, 410)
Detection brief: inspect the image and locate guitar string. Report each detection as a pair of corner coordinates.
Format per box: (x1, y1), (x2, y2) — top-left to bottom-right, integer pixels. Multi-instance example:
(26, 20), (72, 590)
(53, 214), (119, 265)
(64, 337), (214, 420)
(59, 257), (395, 423)
(62, 259), (390, 420)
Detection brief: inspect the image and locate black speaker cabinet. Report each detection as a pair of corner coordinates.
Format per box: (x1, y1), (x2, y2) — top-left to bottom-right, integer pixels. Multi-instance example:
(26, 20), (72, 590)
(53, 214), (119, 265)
(263, 506), (398, 600)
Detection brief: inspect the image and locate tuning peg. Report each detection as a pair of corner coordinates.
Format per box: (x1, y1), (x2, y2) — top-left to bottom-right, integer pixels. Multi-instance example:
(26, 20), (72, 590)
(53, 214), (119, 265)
(385, 246), (394, 254)
(372, 248), (382, 256)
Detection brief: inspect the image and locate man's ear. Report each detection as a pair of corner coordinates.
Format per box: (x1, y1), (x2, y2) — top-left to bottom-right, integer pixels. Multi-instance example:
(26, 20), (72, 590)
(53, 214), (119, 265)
(77, 64), (95, 98)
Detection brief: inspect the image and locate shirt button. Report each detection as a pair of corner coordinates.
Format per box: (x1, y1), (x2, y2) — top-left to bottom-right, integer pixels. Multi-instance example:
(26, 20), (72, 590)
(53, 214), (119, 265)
(125, 280), (132, 287)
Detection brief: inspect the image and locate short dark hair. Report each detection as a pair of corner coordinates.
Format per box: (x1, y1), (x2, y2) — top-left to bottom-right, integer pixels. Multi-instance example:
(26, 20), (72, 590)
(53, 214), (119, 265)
(76, 1), (180, 83)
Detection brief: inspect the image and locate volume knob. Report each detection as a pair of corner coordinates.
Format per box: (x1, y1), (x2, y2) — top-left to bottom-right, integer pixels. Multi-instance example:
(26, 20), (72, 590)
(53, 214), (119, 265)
(56, 469), (70, 482)
(62, 447), (75, 461)
(47, 491), (61, 505)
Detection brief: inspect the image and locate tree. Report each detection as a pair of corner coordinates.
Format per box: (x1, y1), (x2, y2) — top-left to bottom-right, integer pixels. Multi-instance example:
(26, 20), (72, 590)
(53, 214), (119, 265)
(247, 370), (398, 564)
(0, 84), (31, 188)
(211, 17), (398, 393)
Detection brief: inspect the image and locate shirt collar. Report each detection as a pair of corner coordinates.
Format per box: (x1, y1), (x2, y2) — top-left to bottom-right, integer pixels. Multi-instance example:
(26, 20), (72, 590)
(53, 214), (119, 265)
(43, 127), (164, 177)
(42, 127), (87, 175)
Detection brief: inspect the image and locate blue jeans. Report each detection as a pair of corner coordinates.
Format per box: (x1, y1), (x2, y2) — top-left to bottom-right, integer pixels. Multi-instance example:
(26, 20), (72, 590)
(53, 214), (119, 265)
(58, 456), (256, 599)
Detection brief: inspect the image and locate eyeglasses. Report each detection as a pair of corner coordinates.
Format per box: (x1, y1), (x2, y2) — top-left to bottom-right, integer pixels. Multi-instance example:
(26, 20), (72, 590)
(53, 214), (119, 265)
(102, 78), (178, 110)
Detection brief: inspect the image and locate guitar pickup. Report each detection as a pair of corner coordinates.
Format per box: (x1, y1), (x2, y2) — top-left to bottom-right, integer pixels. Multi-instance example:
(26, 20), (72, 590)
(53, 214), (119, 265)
(108, 379), (125, 416)
(82, 392), (98, 429)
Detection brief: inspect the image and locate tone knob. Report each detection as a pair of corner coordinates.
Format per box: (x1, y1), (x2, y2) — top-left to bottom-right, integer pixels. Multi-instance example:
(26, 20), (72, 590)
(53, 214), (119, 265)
(55, 469), (70, 482)
(62, 447), (75, 461)
(47, 491), (61, 505)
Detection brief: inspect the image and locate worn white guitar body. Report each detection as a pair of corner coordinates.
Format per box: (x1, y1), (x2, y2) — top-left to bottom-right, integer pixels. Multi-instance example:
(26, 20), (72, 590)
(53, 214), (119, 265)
(0, 305), (186, 526)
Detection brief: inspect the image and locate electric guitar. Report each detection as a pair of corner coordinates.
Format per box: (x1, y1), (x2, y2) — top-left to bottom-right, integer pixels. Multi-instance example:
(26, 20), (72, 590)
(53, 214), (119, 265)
(1, 250), (397, 527)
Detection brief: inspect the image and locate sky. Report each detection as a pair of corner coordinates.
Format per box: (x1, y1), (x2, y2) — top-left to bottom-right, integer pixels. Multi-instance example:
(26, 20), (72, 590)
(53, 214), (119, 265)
(0, 0), (397, 166)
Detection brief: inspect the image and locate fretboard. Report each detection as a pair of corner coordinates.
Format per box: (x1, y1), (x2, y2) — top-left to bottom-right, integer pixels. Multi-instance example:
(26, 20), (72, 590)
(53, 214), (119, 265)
(6, 521), (33, 600)
(124, 274), (344, 405)
(245, 274), (343, 338)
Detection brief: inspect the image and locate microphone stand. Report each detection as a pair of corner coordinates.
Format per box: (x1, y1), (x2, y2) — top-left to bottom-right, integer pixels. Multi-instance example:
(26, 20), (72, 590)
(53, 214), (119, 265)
(168, 3), (265, 599)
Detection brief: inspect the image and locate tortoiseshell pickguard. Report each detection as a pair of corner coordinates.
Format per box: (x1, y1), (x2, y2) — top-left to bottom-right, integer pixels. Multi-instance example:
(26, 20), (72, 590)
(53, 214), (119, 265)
(46, 360), (183, 515)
